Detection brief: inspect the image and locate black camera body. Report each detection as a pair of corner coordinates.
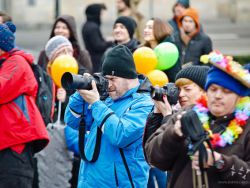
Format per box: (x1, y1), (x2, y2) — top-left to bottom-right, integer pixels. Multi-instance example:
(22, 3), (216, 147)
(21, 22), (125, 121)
(150, 83), (179, 105)
(61, 72), (109, 100)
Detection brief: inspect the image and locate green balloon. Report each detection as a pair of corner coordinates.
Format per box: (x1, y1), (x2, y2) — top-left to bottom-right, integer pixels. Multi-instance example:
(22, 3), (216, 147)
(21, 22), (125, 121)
(154, 42), (179, 70)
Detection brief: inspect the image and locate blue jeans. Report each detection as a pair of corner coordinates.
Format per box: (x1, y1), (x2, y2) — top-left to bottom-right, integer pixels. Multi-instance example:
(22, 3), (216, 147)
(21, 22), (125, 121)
(147, 168), (167, 188)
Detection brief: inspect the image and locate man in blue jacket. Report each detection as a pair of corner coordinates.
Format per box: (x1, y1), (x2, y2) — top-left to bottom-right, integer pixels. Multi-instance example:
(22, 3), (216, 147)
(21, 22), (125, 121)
(64, 45), (153, 187)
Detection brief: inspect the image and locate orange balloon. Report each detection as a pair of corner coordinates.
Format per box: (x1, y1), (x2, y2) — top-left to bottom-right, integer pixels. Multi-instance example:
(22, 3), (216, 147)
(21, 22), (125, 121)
(51, 55), (78, 87)
(147, 70), (169, 87)
(133, 47), (157, 75)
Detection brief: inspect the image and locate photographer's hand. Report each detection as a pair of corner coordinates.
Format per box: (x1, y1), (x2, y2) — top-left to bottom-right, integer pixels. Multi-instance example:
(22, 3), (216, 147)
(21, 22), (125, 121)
(153, 95), (172, 116)
(174, 114), (184, 137)
(78, 80), (100, 104)
(192, 149), (222, 170)
(173, 111), (187, 137)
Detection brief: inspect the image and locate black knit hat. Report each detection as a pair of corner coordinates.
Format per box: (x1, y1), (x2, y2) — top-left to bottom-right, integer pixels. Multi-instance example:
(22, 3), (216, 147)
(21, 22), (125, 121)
(175, 65), (209, 89)
(122, 0), (130, 7)
(114, 16), (137, 39)
(102, 45), (137, 79)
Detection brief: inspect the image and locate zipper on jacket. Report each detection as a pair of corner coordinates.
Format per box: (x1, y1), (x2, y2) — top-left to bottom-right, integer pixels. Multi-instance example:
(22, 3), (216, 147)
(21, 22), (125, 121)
(181, 46), (186, 65)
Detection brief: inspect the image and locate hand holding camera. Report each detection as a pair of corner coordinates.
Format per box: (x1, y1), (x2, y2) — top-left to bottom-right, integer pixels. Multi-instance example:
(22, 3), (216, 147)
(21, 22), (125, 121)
(77, 79), (100, 105)
(173, 112), (186, 137)
(61, 72), (109, 100)
(150, 83), (179, 105)
(151, 83), (179, 116)
(153, 95), (172, 116)
(192, 149), (223, 172)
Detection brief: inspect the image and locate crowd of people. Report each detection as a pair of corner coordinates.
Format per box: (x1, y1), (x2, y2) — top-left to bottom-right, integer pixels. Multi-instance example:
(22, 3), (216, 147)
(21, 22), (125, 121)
(0, 0), (250, 188)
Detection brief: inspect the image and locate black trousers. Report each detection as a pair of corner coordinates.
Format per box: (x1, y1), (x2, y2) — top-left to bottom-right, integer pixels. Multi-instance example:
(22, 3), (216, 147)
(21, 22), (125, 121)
(0, 145), (34, 188)
(69, 155), (81, 188)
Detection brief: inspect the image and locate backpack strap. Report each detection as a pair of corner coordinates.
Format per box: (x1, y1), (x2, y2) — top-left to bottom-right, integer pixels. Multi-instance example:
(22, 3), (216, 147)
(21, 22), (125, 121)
(78, 111), (114, 162)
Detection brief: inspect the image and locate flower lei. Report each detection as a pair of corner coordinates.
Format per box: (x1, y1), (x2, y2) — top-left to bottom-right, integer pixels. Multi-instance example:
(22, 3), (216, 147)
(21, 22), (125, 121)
(193, 95), (250, 148)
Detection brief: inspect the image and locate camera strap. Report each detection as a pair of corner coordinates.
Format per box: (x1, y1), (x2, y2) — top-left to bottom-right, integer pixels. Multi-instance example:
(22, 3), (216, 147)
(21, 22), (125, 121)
(180, 110), (214, 188)
(78, 112), (114, 162)
(78, 94), (142, 186)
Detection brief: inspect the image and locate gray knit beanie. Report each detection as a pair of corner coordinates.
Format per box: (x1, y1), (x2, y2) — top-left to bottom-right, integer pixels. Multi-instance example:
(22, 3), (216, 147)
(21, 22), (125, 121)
(45, 35), (73, 61)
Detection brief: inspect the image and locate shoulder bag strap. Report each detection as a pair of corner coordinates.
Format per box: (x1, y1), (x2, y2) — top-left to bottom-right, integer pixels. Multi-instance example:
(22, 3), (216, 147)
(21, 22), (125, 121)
(78, 111), (114, 162)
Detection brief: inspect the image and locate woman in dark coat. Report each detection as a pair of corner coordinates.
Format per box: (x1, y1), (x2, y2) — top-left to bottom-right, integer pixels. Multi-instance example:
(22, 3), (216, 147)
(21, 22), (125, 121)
(144, 56), (250, 188)
(38, 15), (92, 75)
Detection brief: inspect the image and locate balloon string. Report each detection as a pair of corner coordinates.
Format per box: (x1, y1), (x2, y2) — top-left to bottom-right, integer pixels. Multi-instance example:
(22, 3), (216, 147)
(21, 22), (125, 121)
(56, 101), (61, 125)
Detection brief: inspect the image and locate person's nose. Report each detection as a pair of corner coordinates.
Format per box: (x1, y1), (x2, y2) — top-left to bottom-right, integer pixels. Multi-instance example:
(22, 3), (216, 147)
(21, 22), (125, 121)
(214, 89), (223, 99)
(108, 80), (112, 88)
(144, 27), (149, 33)
(179, 89), (185, 97)
(57, 27), (64, 33)
(114, 29), (120, 35)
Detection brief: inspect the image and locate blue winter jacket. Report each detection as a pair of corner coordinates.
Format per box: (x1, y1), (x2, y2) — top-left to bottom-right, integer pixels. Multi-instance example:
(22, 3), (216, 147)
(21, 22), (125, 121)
(64, 83), (153, 187)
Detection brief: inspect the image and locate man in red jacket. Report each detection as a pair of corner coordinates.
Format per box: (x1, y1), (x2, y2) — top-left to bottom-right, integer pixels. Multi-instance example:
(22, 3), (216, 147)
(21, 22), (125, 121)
(0, 22), (49, 188)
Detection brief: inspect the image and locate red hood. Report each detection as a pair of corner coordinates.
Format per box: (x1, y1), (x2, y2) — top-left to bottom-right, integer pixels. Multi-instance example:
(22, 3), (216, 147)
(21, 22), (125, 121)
(0, 48), (34, 65)
(10, 49), (34, 65)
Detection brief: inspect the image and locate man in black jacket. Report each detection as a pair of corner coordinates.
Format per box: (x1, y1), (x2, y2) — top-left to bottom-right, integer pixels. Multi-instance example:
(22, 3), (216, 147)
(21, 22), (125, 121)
(174, 8), (212, 66)
(112, 16), (140, 53)
(82, 3), (113, 73)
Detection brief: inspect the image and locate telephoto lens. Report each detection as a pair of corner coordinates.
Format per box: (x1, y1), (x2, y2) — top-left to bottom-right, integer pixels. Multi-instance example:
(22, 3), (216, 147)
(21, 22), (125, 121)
(61, 72), (93, 90)
(61, 72), (109, 100)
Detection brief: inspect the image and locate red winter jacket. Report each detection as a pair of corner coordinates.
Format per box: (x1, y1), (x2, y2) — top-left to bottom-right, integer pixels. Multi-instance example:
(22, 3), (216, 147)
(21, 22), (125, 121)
(0, 49), (49, 153)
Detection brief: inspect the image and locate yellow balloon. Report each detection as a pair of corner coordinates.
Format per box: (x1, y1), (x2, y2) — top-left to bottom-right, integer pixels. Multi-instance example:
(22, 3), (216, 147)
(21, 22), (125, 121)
(147, 70), (169, 87)
(133, 47), (157, 75)
(51, 55), (78, 87)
